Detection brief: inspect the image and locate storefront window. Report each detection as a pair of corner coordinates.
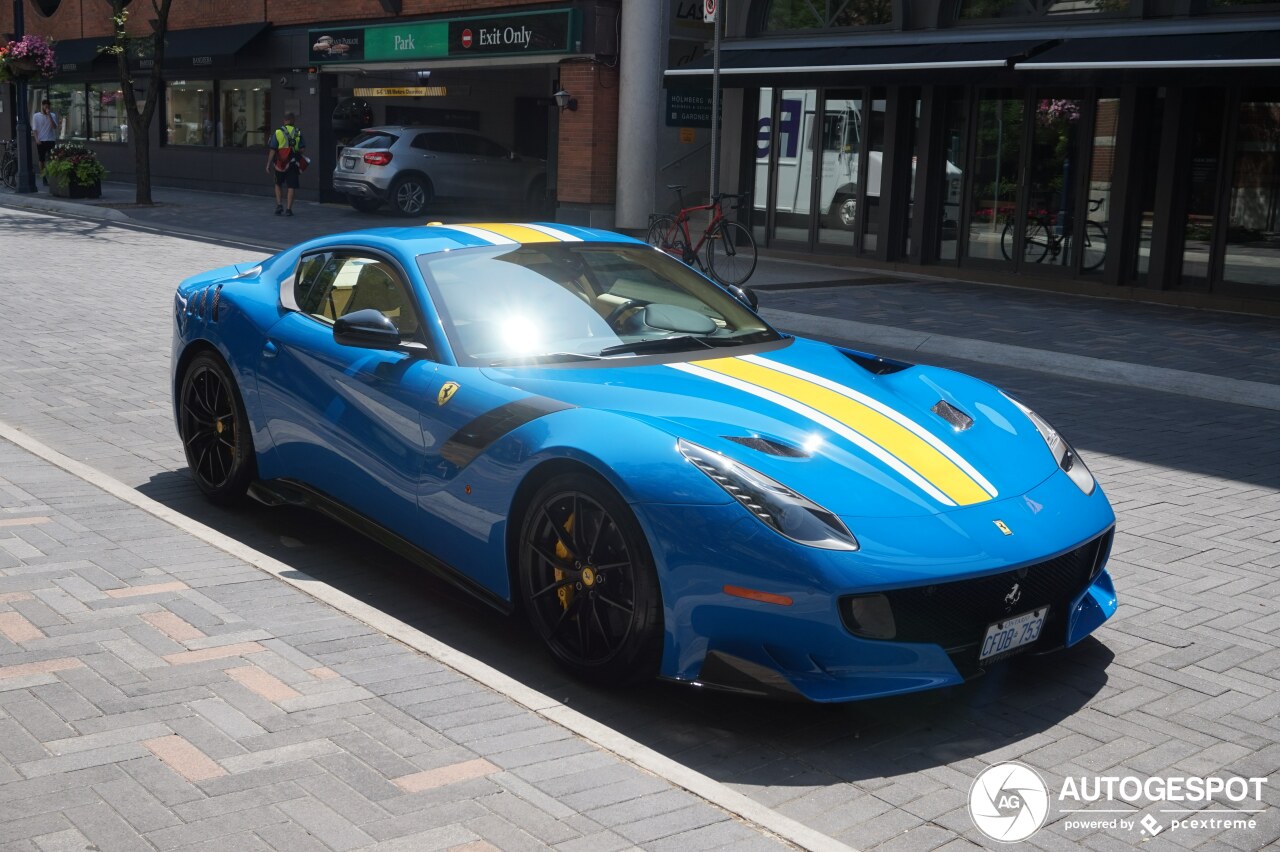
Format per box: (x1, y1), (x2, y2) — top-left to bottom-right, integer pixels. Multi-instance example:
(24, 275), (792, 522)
(966, 91), (1024, 265)
(221, 79), (271, 148)
(89, 86), (127, 143)
(1026, 93), (1084, 269)
(752, 87), (773, 244)
(1222, 91), (1280, 290)
(166, 80), (214, 146)
(1181, 91), (1226, 286)
(30, 84), (84, 141)
(1081, 94), (1119, 276)
(958, 0), (1130, 18)
(937, 90), (967, 262)
(770, 89), (817, 244)
(1132, 90), (1164, 282)
(765, 0), (891, 30)
(817, 90), (862, 249)
(859, 90), (886, 254)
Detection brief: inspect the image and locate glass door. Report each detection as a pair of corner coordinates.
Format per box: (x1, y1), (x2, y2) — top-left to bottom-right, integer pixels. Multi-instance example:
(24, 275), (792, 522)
(964, 90), (1024, 266)
(1221, 90), (1280, 292)
(817, 89), (863, 248)
(770, 89), (818, 245)
(1023, 91), (1086, 273)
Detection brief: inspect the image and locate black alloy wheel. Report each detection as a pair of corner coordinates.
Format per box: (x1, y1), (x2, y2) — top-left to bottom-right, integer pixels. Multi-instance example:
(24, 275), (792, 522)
(519, 473), (663, 685)
(179, 352), (255, 505)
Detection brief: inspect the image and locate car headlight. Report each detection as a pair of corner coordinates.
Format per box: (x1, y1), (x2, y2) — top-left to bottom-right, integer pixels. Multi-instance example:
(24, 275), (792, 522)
(678, 439), (859, 551)
(1004, 395), (1095, 495)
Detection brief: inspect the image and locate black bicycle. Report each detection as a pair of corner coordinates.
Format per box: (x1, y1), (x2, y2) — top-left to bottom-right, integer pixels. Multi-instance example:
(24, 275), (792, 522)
(1001, 197), (1108, 272)
(1, 140), (17, 190)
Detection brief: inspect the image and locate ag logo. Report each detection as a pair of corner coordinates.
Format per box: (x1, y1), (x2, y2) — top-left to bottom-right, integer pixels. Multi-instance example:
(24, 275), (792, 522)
(437, 381), (460, 406)
(969, 762), (1049, 843)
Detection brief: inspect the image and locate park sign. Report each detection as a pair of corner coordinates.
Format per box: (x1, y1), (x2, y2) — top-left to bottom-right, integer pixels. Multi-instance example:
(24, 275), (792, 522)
(309, 9), (579, 64)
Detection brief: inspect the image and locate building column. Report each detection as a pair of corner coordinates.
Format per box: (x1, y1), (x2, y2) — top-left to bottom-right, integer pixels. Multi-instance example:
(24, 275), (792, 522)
(614, 0), (663, 230)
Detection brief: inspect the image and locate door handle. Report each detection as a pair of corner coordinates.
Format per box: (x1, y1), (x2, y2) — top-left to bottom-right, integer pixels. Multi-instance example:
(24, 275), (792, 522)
(263, 340), (278, 358)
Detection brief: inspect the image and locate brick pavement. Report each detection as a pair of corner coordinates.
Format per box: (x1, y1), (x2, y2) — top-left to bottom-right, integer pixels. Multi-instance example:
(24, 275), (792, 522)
(1, 201), (1279, 850)
(0, 438), (785, 851)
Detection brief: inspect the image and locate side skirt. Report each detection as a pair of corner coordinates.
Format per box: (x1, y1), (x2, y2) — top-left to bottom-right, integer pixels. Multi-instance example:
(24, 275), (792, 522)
(249, 479), (514, 615)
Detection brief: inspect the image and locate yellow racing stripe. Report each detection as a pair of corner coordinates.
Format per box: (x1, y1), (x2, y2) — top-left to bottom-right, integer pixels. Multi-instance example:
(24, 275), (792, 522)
(693, 357), (992, 506)
(464, 223), (563, 244)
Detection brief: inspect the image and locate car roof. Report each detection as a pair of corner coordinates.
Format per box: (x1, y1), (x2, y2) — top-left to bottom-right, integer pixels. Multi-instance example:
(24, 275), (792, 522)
(298, 222), (647, 257)
(360, 125), (488, 135)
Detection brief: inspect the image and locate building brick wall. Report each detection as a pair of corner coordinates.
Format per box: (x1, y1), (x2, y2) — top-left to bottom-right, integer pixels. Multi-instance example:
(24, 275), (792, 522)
(556, 59), (617, 206)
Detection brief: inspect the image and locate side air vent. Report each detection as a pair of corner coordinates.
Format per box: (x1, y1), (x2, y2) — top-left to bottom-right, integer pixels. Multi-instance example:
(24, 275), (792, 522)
(723, 435), (809, 458)
(841, 348), (912, 375)
(932, 400), (974, 431)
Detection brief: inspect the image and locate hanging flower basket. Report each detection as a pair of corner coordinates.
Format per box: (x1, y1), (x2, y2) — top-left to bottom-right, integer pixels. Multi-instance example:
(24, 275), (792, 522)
(0, 35), (57, 82)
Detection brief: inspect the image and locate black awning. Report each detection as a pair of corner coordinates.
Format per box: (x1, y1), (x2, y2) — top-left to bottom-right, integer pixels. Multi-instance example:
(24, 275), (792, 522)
(162, 22), (269, 68)
(664, 38), (1048, 80)
(54, 37), (111, 73)
(1021, 28), (1280, 69)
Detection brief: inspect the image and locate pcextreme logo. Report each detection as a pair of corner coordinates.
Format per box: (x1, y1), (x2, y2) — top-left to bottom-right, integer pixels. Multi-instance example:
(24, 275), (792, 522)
(968, 764), (1270, 842)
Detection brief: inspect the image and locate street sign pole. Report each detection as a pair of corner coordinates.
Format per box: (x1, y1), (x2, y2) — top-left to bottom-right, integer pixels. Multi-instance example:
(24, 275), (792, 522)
(707, 0), (721, 201)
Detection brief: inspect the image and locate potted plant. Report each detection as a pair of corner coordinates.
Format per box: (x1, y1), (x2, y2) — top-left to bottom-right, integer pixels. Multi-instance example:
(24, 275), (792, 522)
(42, 143), (108, 199)
(0, 34), (56, 82)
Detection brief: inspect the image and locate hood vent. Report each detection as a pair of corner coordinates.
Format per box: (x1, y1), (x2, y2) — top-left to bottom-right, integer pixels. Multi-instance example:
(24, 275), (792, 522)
(723, 435), (809, 458)
(841, 348), (912, 375)
(932, 400), (974, 431)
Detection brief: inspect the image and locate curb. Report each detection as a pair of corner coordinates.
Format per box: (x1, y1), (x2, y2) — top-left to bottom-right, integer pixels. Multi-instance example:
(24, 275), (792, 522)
(1, 191), (130, 221)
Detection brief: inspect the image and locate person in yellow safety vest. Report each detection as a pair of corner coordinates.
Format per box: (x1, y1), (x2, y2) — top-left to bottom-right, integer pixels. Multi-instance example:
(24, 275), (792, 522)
(265, 112), (306, 216)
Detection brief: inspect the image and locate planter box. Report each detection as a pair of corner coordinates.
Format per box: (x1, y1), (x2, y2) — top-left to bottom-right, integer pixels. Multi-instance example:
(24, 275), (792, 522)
(49, 178), (101, 199)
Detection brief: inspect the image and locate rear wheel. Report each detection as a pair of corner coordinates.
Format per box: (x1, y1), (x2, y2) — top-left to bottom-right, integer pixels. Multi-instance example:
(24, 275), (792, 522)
(390, 175), (432, 217)
(705, 221), (758, 286)
(646, 215), (687, 261)
(178, 352), (255, 505)
(518, 473), (663, 685)
(348, 197), (381, 214)
(1081, 221), (1108, 272)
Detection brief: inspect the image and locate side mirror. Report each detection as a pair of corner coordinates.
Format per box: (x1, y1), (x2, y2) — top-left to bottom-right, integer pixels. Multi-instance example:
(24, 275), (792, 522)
(728, 285), (759, 311)
(334, 308), (401, 350)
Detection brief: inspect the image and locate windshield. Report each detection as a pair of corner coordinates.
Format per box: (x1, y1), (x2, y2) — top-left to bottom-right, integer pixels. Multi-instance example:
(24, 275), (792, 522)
(346, 130), (398, 149)
(417, 244), (778, 366)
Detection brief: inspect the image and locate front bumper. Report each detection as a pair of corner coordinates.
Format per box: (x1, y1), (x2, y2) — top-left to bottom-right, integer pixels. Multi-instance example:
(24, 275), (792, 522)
(637, 470), (1118, 703)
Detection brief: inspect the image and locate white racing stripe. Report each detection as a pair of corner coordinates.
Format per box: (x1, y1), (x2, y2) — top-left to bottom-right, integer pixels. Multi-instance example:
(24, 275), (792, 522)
(670, 362), (955, 506)
(742, 354), (999, 498)
(438, 224), (519, 245)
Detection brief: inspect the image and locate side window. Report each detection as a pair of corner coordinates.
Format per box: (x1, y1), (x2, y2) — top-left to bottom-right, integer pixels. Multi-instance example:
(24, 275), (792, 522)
(413, 132), (454, 153)
(294, 253), (420, 336)
(470, 136), (510, 159)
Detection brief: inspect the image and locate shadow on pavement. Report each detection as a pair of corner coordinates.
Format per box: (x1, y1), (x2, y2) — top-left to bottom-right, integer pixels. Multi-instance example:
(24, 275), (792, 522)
(138, 468), (1112, 790)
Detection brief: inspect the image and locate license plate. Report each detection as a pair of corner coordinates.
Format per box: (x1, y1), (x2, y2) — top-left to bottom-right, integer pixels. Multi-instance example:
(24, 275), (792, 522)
(979, 606), (1047, 661)
(342, 156), (357, 168)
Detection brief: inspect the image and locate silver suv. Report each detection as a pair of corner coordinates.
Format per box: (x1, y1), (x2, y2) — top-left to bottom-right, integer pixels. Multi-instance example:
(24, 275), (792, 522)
(332, 125), (547, 217)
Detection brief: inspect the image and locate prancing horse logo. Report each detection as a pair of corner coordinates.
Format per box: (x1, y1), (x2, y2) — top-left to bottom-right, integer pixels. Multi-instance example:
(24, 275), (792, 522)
(994, 519), (1012, 535)
(437, 381), (460, 406)
(1005, 583), (1022, 606)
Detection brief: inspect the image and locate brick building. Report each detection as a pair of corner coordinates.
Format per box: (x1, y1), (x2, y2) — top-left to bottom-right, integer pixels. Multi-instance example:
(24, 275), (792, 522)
(2, 0), (622, 224)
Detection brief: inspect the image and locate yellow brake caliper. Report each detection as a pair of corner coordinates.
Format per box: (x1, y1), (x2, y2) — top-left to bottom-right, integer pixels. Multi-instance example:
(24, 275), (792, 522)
(555, 512), (574, 611)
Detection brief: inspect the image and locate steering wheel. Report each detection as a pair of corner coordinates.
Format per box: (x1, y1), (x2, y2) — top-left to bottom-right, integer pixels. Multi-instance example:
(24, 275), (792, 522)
(605, 299), (647, 329)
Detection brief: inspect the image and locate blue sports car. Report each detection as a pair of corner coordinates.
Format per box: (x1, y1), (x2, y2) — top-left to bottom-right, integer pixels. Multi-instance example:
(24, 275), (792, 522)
(171, 222), (1117, 702)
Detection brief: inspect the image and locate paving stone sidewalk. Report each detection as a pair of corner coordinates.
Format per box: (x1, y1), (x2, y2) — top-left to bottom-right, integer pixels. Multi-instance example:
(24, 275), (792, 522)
(0, 438), (786, 851)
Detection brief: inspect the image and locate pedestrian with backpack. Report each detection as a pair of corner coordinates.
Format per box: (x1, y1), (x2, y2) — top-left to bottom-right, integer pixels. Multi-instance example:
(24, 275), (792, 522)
(266, 112), (306, 216)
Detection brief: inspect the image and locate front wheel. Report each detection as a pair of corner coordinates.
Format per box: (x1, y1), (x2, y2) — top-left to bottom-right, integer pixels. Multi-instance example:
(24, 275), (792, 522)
(178, 352), (256, 505)
(705, 221), (758, 287)
(646, 215), (688, 262)
(518, 473), (663, 685)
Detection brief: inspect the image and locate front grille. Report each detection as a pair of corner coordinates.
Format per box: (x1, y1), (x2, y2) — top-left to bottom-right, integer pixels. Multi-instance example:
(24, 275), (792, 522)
(841, 529), (1112, 670)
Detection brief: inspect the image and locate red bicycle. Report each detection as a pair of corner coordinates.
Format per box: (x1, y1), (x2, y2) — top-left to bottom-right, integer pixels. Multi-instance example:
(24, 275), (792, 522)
(646, 185), (758, 287)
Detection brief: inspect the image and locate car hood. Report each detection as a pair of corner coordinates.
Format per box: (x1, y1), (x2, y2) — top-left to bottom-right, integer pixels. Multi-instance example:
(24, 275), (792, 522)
(481, 337), (1063, 519)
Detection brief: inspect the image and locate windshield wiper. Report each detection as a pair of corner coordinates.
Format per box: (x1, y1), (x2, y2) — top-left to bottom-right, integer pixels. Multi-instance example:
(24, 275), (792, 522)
(594, 335), (717, 358)
(488, 351), (604, 367)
